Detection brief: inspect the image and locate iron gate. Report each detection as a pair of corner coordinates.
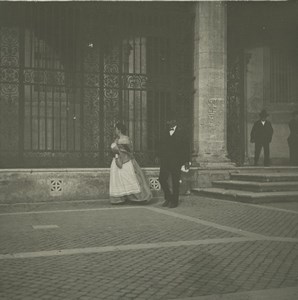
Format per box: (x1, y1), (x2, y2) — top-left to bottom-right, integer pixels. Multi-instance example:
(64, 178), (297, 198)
(0, 2), (193, 167)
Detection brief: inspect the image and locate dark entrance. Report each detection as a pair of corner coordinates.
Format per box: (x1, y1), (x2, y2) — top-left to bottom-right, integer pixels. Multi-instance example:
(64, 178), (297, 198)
(0, 2), (193, 168)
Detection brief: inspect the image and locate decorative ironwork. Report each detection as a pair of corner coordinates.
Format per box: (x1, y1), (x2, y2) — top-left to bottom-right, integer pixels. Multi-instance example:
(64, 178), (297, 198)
(83, 87), (101, 152)
(82, 42), (102, 159)
(0, 27), (19, 160)
(104, 88), (119, 100)
(0, 68), (19, 82)
(0, 83), (18, 101)
(104, 74), (119, 89)
(23, 70), (65, 86)
(227, 52), (244, 166)
(104, 63), (119, 74)
(84, 73), (100, 87)
(104, 47), (119, 73)
(0, 28), (19, 67)
(123, 74), (148, 89)
(0, 3), (193, 168)
(84, 49), (100, 73)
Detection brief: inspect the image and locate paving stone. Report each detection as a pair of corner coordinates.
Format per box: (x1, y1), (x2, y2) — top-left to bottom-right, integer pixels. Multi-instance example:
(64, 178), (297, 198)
(0, 197), (298, 299)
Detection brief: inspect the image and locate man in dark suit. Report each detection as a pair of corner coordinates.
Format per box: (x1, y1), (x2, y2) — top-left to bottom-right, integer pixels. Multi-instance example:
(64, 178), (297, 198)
(158, 117), (190, 208)
(250, 109), (274, 166)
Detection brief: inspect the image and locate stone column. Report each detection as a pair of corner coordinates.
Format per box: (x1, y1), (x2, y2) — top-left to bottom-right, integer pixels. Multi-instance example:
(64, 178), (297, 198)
(193, 1), (233, 167)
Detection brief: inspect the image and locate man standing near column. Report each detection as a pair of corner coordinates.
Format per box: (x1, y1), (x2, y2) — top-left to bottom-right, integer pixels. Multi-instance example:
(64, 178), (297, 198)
(250, 109), (274, 166)
(158, 115), (191, 208)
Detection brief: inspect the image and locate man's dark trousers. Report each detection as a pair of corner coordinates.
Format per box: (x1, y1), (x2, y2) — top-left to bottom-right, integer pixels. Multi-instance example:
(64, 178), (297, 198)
(251, 119), (273, 166)
(254, 142), (270, 166)
(158, 125), (189, 207)
(255, 142), (270, 166)
(159, 163), (181, 206)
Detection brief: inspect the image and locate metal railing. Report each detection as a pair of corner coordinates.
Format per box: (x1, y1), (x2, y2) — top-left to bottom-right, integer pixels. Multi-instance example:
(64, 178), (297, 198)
(0, 2), (194, 167)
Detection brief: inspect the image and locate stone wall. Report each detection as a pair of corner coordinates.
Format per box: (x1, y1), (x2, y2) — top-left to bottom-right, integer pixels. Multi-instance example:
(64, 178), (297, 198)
(0, 168), (162, 204)
(0, 167), (233, 204)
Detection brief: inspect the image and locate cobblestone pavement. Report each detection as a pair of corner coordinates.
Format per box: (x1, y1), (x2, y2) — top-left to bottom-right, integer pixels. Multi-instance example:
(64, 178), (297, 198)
(261, 202), (298, 212)
(0, 196), (298, 300)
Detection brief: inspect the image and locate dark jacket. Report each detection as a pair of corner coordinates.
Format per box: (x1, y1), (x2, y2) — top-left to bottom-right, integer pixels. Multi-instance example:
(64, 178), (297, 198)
(288, 119), (298, 144)
(250, 120), (273, 144)
(158, 126), (190, 167)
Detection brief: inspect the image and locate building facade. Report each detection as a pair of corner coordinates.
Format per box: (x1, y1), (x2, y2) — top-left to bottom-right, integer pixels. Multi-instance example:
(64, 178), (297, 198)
(0, 1), (298, 202)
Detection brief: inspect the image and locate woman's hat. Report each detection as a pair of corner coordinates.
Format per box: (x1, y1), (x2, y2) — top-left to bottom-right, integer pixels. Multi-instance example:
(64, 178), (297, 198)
(259, 109), (269, 118)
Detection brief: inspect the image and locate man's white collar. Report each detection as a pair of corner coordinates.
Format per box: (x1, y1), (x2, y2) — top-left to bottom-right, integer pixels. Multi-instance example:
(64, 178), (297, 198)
(169, 125), (177, 135)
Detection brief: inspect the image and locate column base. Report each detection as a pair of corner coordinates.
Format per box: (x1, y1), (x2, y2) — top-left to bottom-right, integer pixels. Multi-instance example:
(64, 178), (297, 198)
(192, 153), (236, 169)
(196, 161), (236, 169)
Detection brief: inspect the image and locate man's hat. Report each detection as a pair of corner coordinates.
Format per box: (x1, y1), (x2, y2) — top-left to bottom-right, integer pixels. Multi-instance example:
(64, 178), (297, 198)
(259, 109), (269, 118)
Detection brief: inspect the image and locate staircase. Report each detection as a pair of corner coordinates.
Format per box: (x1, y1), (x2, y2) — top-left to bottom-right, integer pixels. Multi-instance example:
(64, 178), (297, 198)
(192, 167), (298, 203)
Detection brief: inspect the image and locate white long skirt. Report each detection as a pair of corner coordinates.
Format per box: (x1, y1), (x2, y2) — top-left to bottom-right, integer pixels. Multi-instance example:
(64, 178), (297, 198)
(109, 158), (141, 198)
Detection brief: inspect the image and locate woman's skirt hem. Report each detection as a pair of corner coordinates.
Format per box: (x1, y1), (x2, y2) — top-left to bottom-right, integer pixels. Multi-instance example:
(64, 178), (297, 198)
(109, 158), (153, 204)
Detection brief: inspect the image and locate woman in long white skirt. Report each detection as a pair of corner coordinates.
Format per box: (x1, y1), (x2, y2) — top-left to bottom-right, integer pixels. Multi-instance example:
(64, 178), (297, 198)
(109, 122), (152, 204)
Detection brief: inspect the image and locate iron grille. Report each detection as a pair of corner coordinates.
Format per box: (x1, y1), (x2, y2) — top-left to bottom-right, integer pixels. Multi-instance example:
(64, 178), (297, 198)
(0, 2), (193, 167)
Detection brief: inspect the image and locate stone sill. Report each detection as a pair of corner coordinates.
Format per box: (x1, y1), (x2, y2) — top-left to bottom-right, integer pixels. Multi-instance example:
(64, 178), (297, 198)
(1, 166), (296, 174)
(0, 168), (160, 173)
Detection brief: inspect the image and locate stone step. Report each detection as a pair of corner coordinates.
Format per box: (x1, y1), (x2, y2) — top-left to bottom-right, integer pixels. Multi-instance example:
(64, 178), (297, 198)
(192, 188), (298, 203)
(212, 180), (298, 192)
(231, 166), (298, 173)
(230, 173), (298, 182)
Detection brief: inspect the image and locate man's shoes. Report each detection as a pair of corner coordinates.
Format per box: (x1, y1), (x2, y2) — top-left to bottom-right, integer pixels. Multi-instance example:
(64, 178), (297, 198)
(162, 200), (170, 207)
(169, 202), (178, 208)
